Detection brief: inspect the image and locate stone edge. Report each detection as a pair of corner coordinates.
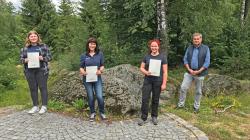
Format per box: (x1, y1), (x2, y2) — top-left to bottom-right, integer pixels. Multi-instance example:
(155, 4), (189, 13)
(164, 113), (209, 140)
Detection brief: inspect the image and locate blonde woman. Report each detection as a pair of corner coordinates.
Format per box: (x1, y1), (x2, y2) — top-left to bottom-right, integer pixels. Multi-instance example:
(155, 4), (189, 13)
(20, 30), (52, 114)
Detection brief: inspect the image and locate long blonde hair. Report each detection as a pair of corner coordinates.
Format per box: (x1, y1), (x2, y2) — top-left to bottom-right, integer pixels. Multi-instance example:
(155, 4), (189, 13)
(25, 30), (42, 47)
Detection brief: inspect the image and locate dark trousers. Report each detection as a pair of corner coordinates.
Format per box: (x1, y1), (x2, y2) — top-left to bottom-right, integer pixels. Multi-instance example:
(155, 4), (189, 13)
(141, 79), (162, 121)
(24, 68), (48, 106)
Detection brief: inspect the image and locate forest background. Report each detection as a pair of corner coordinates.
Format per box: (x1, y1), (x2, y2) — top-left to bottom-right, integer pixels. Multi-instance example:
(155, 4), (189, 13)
(0, 0), (250, 139)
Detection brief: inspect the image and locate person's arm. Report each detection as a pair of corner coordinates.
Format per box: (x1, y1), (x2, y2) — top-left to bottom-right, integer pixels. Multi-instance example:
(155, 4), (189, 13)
(140, 62), (151, 76)
(161, 64), (168, 91)
(79, 55), (87, 76)
(39, 44), (52, 62)
(183, 49), (194, 74)
(20, 48), (28, 64)
(97, 52), (104, 75)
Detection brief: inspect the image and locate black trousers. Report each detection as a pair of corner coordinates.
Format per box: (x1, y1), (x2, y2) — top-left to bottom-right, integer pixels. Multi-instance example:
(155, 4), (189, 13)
(141, 79), (162, 121)
(24, 68), (48, 106)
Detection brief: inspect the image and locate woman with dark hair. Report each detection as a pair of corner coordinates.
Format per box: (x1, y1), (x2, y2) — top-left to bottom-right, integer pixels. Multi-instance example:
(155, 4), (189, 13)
(79, 37), (106, 122)
(20, 30), (52, 114)
(138, 39), (168, 126)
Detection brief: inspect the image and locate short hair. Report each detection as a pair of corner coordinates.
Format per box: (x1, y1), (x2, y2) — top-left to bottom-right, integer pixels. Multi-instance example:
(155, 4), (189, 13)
(192, 33), (202, 38)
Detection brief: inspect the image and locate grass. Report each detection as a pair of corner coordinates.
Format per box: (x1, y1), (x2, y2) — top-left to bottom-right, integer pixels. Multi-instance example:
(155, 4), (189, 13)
(0, 76), (30, 108)
(160, 91), (250, 140)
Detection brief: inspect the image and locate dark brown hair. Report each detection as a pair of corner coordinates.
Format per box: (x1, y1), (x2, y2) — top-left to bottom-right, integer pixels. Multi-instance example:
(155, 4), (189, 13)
(85, 37), (100, 53)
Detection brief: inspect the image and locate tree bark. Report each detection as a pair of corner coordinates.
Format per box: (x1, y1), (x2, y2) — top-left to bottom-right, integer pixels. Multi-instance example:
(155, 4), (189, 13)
(241, 0), (246, 26)
(157, 0), (169, 55)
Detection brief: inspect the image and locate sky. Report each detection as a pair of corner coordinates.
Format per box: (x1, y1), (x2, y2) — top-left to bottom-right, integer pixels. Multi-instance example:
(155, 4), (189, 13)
(6, 0), (79, 11)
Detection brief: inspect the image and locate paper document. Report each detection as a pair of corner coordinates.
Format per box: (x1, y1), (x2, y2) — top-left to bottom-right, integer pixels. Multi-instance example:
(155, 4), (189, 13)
(86, 66), (98, 82)
(27, 52), (40, 68)
(149, 59), (161, 76)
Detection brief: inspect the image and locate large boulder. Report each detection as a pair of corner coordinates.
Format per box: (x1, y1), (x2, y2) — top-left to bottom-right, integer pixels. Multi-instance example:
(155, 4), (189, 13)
(49, 70), (85, 103)
(203, 74), (242, 97)
(49, 64), (177, 115)
(102, 64), (143, 114)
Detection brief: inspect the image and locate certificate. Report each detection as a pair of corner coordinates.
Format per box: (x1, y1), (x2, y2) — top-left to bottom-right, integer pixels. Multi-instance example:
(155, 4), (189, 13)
(149, 59), (161, 76)
(27, 52), (40, 68)
(86, 66), (98, 82)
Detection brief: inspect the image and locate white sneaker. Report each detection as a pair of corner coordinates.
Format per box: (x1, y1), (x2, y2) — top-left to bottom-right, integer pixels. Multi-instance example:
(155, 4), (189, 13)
(38, 106), (47, 114)
(28, 106), (39, 114)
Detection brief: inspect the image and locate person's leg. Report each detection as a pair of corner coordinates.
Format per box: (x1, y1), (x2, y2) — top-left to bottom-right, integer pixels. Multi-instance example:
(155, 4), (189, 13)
(193, 76), (205, 110)
(94, 77), (105, 114)
(178, 72), (193, 107)
(141, 79), (152, 121)
(36, 69), (48, 106)
(151, 81), (162, 118)
(83, 81), (95, 114)
(25, 69), (39, 106)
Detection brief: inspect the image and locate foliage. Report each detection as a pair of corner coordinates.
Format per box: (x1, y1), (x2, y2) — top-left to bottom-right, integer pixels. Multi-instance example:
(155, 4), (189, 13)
(72, 98), (87, 111)
(20, 0), (57, 47)
(48, 100), (65, 111)
(210, 95), (241, 109)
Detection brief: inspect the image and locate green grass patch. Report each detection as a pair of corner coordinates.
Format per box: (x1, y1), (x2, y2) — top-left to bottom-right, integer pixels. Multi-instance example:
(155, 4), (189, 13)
(161, 91), (250, 140)
(0, 78), (30, 107)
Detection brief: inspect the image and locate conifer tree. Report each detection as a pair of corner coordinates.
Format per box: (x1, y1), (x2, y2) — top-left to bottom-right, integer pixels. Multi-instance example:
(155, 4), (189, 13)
(54, 0), (74, 54)
(20, 0), (57, 47)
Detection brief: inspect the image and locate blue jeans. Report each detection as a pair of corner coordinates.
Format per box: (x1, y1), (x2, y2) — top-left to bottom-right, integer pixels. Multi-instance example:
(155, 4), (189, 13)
(178, 72), (204, 109)
(83, 76), (105, 114)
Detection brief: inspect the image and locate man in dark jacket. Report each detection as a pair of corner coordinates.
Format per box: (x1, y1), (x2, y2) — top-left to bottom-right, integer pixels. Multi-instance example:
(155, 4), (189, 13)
(177, 33), (210, 113)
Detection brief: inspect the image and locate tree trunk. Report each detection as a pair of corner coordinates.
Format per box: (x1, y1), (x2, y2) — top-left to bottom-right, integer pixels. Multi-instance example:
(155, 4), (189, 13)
(241, 0), (246, 26)
(157, 0), (169, 55)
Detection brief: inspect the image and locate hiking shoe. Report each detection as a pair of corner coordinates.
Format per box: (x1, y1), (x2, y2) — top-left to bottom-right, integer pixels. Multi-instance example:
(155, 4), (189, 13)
(39, 106), (47, 114)
(193, 107), (199, 114)
(100, 113), (107, 120)
(138, 119), (147, 126)
(152, 117), (158, 125)
(89, 113), (96, 122)
(28, 106), (39, 114)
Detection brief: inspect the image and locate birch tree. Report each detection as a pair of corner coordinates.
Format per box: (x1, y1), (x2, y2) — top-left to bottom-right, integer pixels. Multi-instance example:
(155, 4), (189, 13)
(157, 0), (169, 55)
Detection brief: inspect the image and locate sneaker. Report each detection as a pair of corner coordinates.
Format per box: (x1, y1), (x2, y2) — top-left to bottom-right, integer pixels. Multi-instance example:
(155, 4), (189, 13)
(175, 105), (184, 109)
(138, 119), (147, 126)
(89, 113), (96, 122)
(39, 106), (47, 114)
(100, 113), (107, 120)
(152, 117), (158, 125)
(193, 107), (199, 114)
(28, 106), (39, 114)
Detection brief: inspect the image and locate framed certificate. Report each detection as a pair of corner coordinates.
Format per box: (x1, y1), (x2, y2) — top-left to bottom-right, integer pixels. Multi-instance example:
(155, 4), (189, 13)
(149, 59), (161, 76)
(86, 66), (98, 82)
(27, 52), (40, 68)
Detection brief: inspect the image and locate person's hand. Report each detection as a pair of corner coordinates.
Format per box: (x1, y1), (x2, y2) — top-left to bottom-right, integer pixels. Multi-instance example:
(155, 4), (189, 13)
(24, 58), (29, 63)
(145, 71), (151, 76)
(39, 56), (43, 61)
(96, 70), (102, 75)
(188, 69), (196, 75)
(193, 70), (200, 75)
(79, 70), (87, 76)
(161, 84), (167, 91)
